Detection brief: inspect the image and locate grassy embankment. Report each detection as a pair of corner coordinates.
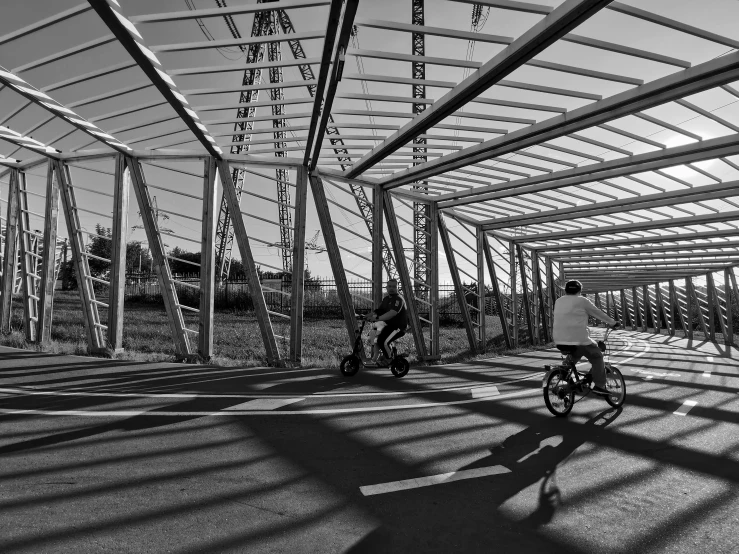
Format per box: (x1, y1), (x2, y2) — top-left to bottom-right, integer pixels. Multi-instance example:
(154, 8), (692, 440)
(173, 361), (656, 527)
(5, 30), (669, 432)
(0, 291), (552, 368)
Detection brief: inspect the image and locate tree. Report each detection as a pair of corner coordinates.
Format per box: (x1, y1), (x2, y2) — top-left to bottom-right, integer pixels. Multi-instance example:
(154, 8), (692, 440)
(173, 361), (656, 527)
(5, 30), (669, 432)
(126, 241), (152, 274)
(168, 246), (201, 275)
(87, 224), (112, 277)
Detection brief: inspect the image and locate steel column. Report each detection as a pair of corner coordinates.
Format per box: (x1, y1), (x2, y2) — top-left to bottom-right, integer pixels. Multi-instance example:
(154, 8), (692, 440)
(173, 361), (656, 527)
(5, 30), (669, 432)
(372, 184), (384, 306)
(385, 192), (429, 358)
(289, 165), (308, 363)
(438, 212), (477, 352)
(310, 175), (361, 353)
(36, 160), (60, 346)
(517, 245), (536, 345)
(199, 157), (218, 359)
(483, 233), (512, 349)
(56, 161), (107, 353)
(16, 172), (37, 342)
(1, 170), (19, 334)
(477, 226), (486, 352)
(218, 159), (281, 365)
(127, 158), (191, 357)
(108, 154), (129, 353)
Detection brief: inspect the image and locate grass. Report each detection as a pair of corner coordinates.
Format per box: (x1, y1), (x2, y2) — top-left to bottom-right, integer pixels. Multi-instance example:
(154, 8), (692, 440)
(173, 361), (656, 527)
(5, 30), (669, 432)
(0, 291), (553, 368)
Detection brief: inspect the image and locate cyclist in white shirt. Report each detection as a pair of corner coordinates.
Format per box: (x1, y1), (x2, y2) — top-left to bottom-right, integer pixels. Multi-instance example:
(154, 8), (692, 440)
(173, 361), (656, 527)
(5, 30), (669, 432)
(553, 280), (620, 396)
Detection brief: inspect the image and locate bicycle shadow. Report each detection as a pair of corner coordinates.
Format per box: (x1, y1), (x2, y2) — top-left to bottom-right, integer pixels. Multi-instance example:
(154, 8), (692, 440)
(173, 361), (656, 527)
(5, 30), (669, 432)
(461, 405), (623, 529)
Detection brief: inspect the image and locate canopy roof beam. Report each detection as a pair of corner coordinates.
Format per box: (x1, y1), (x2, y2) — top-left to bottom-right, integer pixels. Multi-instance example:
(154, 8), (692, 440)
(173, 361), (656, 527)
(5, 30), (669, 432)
(88, 0), (221, 159)
(343, 0), (613, 178)
(383, 49), (739, 189)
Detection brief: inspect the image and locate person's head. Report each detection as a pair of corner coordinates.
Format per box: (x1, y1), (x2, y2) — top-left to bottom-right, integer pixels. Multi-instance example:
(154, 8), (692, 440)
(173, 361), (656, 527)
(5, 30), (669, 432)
(386, 278), (398, 294)
(564, 280), (582, 295)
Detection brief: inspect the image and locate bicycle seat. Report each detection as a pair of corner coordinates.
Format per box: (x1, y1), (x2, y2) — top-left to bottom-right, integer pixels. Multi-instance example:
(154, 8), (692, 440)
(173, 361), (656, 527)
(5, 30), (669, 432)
(556, 345), (578, 354)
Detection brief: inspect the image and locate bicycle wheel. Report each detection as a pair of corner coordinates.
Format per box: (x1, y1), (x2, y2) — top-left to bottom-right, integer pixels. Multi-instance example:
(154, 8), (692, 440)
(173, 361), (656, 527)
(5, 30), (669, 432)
(543, 369), (574, 417)
(390, 357), (410, 378)
(604, 364), (626, 408)
(340, 354), (361, 377)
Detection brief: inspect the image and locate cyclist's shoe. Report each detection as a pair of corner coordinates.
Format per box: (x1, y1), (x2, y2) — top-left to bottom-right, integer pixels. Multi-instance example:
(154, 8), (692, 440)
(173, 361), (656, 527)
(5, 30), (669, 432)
(591, 385), (610, 396)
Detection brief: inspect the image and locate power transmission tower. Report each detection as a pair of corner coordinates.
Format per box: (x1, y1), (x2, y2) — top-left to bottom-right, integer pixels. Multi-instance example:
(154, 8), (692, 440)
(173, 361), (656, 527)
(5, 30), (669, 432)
(212, 2), (397, 280)
(412, 0), (430, 298)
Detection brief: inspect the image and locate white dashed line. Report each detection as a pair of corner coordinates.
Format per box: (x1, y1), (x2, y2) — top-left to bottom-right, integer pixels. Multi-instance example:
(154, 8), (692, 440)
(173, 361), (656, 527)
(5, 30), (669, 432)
(673, 400), (698, 416)
(360, 465), (511, 496)
(471, 386), (499, 398)
(222, 398), (304, 411)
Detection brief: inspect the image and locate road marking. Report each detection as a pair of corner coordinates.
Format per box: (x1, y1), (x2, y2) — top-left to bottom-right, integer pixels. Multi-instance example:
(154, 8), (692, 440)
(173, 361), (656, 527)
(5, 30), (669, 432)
(0, 388), (541, 418)
(222, 398), (304, 411)
(706, 356), (714, 362)
(471, 386), (499, 398)
(673, 400), (698, 416)
(360, 465), (511, 496)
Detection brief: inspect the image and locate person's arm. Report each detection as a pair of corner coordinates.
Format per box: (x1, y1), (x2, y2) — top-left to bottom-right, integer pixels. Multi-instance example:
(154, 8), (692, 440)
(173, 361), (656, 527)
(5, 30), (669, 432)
(582, 297), (617, 326)
(377, 309), (398, 322)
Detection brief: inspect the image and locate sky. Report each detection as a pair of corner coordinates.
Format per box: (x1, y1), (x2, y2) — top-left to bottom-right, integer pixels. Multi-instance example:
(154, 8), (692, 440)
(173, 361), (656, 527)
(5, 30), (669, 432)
(2, 0), (739, 289)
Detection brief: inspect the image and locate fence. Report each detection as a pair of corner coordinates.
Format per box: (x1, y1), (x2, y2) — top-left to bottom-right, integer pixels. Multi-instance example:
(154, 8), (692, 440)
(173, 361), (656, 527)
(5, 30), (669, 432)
(124, 274), (503, 320)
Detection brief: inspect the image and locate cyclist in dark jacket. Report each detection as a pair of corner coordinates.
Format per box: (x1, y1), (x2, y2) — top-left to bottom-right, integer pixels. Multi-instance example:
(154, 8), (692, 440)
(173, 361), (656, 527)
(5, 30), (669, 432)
(367, 278), (408, 366)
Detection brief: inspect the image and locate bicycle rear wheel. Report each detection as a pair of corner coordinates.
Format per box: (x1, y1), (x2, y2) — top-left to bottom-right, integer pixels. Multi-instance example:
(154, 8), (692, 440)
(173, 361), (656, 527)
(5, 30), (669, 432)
(604, 364), (626, 408)
(543, 369), (574, 417)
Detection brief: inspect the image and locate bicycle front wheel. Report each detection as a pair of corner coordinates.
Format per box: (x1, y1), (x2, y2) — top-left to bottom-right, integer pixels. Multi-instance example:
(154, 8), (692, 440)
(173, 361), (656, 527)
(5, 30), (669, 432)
(543, 369), (574, 417)
(604, 364), (626, 408)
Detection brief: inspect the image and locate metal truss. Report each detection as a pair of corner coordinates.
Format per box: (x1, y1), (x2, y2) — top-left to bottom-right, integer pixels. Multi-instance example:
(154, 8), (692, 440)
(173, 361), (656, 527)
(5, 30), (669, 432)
(5, 0), (739, 362)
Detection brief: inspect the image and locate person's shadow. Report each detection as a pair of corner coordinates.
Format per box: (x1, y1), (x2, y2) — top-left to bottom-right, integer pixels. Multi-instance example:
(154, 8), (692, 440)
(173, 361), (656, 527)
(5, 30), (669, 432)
(461, 406), (622, 528)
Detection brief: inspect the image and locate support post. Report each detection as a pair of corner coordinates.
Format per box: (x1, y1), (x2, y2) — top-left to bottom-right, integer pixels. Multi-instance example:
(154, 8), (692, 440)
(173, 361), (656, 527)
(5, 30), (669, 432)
(438, 212), (477, 352)
(687, 277), (708, 337)
(620, 289), (628, 328)
(631, 287), (639, 331)
(36, 161), (61, 346)
(127, 157), (191, 357)
(428, 201), (439, 358)
(1, 170), (20, 334)
(669, 280), (684, 336)
(707, 272), (728, 343)
(546, 256), (555, 338)
(17, 172), (38, 342)
(290, 165), (308, 364)
(726, 269), (735, 347)
(516, 245), (536, 345)
(56, 161), (106, 352)
(483, 233), (512, 349)
(535, 253), (550, 343)
(685, 278), (694, 340)
(199, 157), (218, 359)
(219, 160), (281, 364)
(386, 192), (428, 358)
(641, 285), (648, 332)
(511, 242), (518, 348)
(310, 175), (360, 351)
(372, 184), (384, 306)
(477, 226), (486, 352)
(705, 273), (717, 342)
(108, 154), (129, 353)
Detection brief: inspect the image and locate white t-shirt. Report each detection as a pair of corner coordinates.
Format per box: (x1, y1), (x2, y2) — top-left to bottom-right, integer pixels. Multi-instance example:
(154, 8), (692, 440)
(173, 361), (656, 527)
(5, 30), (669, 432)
(553, 294), (616, 345)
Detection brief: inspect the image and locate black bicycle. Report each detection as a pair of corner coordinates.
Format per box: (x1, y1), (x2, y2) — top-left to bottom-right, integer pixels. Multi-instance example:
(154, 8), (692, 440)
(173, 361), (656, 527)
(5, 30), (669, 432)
(339, 314), (410, 378)
(543, 324), (626, 417)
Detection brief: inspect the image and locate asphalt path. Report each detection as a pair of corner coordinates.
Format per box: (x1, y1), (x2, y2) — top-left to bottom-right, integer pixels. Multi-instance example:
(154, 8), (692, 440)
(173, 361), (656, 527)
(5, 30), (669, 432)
(0, 330), (736, 553)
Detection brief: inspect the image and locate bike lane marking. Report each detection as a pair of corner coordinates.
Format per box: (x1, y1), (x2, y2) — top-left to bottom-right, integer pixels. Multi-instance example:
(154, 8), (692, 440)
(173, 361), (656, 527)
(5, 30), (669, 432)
(359, 465), (512, 496)
(673, 400), (698, 416)
(0, 387), (542, 418)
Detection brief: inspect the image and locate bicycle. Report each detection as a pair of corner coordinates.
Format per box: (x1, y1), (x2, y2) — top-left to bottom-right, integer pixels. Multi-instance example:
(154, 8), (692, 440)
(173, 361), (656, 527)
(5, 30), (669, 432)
(339, 314), (410, 378)
(542, 324), (626, 417)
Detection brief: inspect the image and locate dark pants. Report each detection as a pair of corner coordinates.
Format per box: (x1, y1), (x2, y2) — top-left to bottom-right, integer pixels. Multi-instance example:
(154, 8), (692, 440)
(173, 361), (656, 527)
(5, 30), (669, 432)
(376, 325), (404, 358)
(571, 343), (606, 388)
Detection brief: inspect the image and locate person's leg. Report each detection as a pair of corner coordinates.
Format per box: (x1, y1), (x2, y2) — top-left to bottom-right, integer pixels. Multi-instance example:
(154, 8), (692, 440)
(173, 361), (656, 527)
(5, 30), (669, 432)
(376, 325), (400, 362)
(580, 343), (606, 388)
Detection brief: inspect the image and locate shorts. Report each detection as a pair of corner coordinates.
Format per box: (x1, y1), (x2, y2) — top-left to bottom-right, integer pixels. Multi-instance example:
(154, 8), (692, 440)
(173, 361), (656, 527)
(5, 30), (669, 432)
(369, 321), (386, 344)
